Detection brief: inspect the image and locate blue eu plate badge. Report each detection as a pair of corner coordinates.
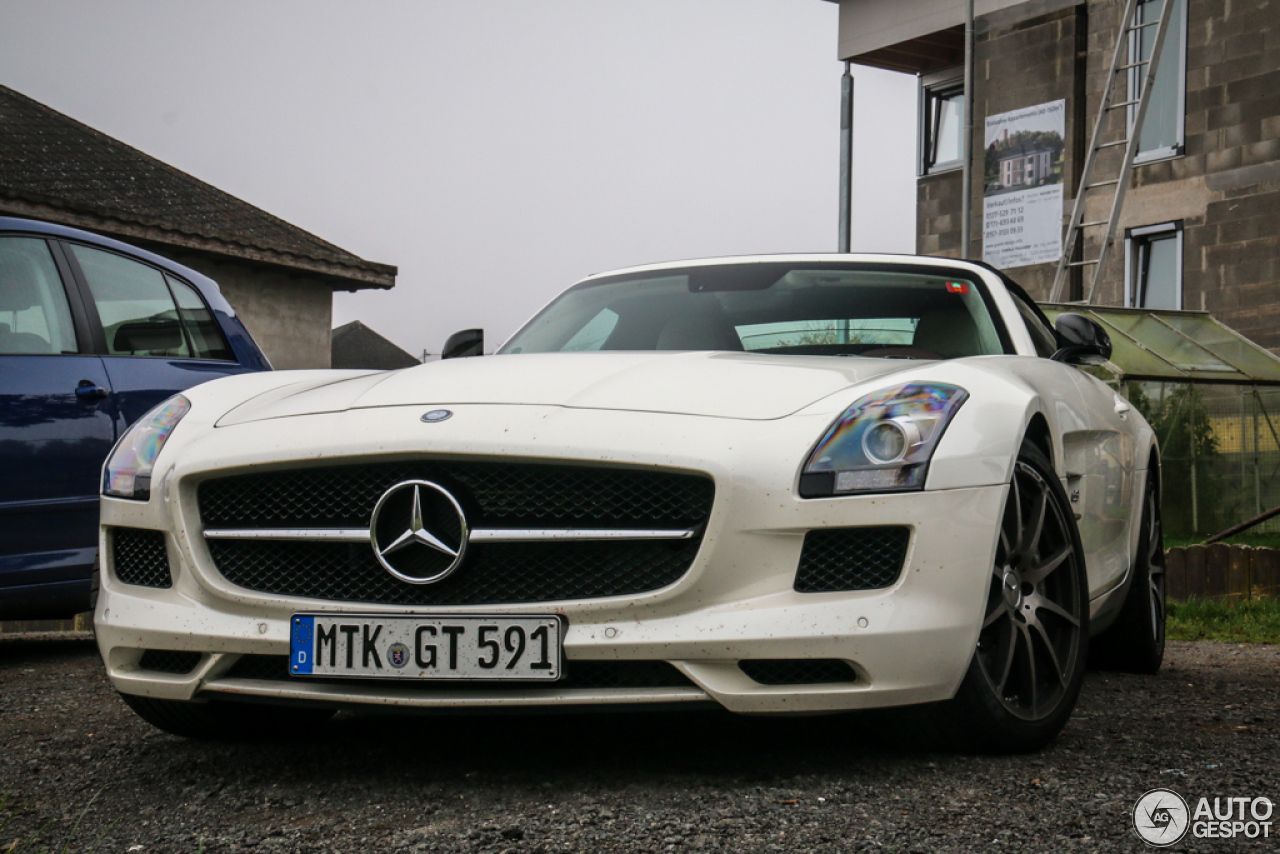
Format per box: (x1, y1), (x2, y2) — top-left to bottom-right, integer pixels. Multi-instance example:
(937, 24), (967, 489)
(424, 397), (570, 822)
(291, 615), (315, 674)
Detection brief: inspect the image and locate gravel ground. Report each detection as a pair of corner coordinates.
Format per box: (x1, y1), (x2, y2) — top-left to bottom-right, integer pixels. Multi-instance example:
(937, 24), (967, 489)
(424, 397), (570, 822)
(1, 636), (1276, 853)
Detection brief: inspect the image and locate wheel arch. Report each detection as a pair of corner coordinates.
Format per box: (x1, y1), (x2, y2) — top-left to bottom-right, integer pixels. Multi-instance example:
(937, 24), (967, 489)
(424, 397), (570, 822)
(1023, 411), (1054, 472)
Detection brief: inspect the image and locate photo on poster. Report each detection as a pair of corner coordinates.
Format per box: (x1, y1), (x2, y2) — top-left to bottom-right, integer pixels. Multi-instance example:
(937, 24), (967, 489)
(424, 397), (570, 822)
(982, 100), (1066, 270)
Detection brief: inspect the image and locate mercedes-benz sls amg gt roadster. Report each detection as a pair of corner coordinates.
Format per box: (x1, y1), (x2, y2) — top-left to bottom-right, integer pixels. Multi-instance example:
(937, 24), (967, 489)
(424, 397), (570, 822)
(95, 255), (1166, 752)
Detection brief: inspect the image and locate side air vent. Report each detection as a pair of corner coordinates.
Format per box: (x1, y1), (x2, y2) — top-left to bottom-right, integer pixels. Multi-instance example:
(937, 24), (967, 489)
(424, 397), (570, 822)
(794, 526), (909, 593)
(111, 528), (172, 589)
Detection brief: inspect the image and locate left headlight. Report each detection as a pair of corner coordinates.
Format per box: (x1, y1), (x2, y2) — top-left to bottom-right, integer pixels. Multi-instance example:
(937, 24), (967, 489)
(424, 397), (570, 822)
(103, 395), (191, 500)
(799, 383), (967, 497)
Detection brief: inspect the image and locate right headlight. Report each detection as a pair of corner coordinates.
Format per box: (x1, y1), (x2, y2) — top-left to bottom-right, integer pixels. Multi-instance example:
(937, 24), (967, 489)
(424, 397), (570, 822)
(102, 395), (190, 501)
(799, 383), (968, 497)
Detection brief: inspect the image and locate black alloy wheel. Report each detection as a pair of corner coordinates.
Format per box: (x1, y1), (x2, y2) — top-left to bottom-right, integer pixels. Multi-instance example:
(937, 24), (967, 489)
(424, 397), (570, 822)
(977, 452), (1085, 722)
(935, 441), (1089, 753)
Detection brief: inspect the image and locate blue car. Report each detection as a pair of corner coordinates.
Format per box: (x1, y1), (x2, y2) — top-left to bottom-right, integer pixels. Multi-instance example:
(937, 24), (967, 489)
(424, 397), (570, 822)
(0, 217), (270, 620)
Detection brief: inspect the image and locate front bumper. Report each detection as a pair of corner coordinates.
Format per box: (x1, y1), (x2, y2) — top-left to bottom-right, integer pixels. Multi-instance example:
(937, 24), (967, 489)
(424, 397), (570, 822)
(96, 404), (1005, 715)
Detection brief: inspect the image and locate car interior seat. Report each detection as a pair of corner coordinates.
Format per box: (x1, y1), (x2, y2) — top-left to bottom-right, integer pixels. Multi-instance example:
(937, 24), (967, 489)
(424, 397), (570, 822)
(113, 318), (185, 355)
(912, 307), (983, 358)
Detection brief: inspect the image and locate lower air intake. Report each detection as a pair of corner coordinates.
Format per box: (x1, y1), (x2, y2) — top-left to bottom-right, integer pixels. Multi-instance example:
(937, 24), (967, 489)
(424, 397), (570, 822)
(138, 650), (203, 675)
(739, 659), (858, 685)
(225, 655), (696, 689)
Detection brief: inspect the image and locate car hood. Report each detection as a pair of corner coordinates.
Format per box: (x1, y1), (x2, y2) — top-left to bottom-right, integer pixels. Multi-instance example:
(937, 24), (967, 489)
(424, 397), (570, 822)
(216, 351), (923, 426)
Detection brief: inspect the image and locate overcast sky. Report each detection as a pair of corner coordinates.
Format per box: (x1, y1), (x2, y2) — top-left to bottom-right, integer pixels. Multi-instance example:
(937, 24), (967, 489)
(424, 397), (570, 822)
(0, 0), (917, 357)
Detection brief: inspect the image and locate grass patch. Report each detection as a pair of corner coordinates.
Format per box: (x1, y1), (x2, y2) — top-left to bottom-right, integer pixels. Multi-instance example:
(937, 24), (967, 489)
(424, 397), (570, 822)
(1163, 532), (1280, 549)
(1167, 597), (1280, 644)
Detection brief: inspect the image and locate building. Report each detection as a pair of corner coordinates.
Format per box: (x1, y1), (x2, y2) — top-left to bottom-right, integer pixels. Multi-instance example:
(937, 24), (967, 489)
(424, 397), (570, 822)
(996, 143), (1057, 190)
(332, 320), (422, 370)
(0, 85), (397, 368)
(829, 0), (1280, 350)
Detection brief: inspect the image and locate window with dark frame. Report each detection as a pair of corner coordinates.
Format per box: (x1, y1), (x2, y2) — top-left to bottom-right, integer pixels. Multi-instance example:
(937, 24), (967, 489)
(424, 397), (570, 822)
(1126, 222), (1183, 310)
(69, 243), (235, 360)
(919, 70), (965, 176)
(1129, 0), (1186, 161)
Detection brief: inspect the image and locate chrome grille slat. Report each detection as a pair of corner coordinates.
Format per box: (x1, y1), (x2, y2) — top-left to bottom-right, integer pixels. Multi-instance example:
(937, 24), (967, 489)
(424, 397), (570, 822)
(203, 527), (697, 542)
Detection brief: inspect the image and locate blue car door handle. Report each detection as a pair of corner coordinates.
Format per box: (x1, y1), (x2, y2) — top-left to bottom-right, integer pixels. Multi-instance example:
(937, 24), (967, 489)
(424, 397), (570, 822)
(75, 381), (110, 400)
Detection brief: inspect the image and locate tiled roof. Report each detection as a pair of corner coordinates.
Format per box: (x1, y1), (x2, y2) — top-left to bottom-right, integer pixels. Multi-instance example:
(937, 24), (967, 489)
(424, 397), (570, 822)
(332, 320), (421, 370)
(0, 85), (395, 288)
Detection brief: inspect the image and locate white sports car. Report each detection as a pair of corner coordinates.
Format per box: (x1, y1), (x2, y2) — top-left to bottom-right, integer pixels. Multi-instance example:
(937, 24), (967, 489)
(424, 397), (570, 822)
(94, 255), (1165, 752)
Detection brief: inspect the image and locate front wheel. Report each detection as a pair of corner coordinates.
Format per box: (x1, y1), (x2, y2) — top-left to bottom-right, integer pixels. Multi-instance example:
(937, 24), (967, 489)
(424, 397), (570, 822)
(939, 442), (1089, 753)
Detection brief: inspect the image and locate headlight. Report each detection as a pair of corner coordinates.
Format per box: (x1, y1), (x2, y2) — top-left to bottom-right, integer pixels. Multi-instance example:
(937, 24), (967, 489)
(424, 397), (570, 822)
(799, 383), (967, 497)
(102, 395), (191, 500)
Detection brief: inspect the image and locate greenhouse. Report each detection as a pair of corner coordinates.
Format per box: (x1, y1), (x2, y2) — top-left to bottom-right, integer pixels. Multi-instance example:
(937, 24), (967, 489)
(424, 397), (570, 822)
(1040, 304), (1280, 540)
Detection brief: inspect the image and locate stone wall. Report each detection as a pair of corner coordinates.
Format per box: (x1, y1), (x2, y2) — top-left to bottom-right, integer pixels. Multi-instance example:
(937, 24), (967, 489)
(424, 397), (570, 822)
(913, 0), (1280, 342)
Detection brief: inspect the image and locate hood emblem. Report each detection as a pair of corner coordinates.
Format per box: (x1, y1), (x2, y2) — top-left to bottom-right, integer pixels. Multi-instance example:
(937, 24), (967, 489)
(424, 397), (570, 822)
(421, 409), (453, 423)
(370, 480), (468, 584)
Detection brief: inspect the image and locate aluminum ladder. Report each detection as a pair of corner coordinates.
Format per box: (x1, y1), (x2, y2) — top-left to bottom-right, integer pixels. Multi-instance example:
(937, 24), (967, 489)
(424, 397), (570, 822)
(1049, 0), (1176, 303)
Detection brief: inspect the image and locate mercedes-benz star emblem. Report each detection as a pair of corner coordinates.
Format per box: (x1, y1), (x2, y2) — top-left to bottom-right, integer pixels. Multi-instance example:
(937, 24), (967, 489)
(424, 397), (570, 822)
(369, 480), (469, 584)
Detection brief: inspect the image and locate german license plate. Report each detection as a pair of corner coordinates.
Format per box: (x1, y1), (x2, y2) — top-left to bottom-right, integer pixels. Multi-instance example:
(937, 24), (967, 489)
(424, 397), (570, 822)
(289, 614), (563, 680)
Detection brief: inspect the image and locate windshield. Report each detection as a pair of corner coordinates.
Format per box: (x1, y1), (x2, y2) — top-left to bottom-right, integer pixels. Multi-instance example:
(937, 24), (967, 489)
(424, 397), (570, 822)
(500, 262), (1009, 359)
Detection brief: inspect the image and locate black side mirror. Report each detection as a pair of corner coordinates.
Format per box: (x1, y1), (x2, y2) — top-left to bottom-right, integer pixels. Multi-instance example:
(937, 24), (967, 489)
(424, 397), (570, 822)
(442, 328), (484, 359)
(1051, 313), (1112, 365)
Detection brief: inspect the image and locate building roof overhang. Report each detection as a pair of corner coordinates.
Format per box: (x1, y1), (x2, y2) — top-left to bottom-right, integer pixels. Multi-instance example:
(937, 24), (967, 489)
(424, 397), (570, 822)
(828, 0), (1069, 73)
(0, 85), (396, 291)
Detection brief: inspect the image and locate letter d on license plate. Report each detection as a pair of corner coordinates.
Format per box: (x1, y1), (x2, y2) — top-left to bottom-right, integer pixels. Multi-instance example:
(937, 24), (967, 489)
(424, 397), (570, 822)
(290, 614), (563, 680)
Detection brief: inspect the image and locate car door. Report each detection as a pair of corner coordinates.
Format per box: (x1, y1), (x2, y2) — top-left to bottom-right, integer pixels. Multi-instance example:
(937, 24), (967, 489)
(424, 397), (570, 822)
(0, 234), (117, 612)
(62, 241), (255, 429)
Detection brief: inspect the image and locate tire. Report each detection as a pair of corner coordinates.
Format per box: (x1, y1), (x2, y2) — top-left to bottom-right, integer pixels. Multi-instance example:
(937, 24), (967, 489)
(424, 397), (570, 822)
(1090, 465), (1165, 674)
(121, 693), (335, 740)
(937, 441), (1089, 753)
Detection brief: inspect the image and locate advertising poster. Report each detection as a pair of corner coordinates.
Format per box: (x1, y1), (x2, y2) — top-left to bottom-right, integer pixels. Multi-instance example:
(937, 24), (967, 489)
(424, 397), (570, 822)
(982, 100), (1066, 269)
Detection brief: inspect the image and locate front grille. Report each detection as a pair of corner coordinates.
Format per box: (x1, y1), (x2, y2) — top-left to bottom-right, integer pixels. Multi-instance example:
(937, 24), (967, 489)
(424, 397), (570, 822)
(199, 461), (713, 606)
(139, 649), (203, 674)
(200, 461), (713, 529)
(739, 659), (858, 685)
(794, 526), (909, 593)
(111, 528), (172, 588)
(208, 538), (700, 606)
(225, 654), (695, 689)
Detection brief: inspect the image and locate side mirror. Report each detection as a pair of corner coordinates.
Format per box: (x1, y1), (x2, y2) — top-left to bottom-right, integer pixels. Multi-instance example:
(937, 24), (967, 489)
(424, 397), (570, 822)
(442, 328), (484, 359)
(1051, 313), (1112, 365)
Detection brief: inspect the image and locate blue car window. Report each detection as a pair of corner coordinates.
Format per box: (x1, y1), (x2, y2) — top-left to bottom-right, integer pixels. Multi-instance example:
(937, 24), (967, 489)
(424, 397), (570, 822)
(0, 237), (78, 355)
(70, 244), (192, 358)
(167, 275), (233, 361)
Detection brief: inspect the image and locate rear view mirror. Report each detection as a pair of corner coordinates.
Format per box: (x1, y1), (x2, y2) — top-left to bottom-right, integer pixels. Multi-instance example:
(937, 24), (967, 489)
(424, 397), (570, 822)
(1051, 313), (1112, 365)
(442, 328), (484, 359)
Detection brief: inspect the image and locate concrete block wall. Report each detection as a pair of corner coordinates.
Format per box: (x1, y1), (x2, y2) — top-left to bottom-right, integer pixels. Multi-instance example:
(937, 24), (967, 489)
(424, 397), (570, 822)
(155, 249), (335, 370)
(913, 0), (1280, 344)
